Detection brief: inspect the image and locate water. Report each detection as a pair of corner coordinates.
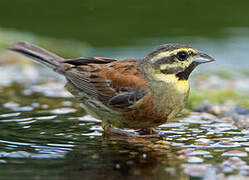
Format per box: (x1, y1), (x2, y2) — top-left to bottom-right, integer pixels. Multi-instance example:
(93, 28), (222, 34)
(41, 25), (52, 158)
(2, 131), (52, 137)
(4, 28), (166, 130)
(0, 79), (248, 179)
(0, 0), (249, 179)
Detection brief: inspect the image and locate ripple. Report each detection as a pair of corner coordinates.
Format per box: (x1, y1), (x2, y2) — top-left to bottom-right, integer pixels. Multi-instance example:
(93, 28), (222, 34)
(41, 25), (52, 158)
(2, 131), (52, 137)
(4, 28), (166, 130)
(0, 117), (33, 123)
(50, 108), (77, 114)
(0, 140), (34, 146)
(46, 143), (74, 148)
(0, 151), (64, 159)
(35, 115), (57, 120)
(0, 112), (21, 118)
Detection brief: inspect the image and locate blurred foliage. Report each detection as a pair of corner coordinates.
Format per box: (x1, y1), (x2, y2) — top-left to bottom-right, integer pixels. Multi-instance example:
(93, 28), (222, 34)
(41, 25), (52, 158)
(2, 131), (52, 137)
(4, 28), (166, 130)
(1, 0), (249, 46)
(0, 28), (91, 58)
(187, 89), (249, 109)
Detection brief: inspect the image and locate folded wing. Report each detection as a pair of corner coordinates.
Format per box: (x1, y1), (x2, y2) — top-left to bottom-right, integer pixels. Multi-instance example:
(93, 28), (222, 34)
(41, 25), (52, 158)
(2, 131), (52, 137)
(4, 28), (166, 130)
(63, 57), (149, 110)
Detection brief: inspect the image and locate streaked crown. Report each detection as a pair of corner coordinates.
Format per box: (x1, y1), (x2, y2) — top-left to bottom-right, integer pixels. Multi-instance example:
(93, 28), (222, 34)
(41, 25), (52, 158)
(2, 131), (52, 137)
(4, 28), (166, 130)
(139, 43), (214, 80)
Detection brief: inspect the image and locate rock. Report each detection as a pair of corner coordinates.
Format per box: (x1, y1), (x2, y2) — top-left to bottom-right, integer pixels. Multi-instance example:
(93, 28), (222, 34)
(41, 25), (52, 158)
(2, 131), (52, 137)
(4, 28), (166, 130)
(233, 114), (249, 129)
(225, 107), (249, 116)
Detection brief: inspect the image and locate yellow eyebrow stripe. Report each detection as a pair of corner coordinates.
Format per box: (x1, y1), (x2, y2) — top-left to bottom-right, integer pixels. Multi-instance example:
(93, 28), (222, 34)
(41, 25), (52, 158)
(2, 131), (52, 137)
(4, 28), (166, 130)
(152, 48), (198, 61)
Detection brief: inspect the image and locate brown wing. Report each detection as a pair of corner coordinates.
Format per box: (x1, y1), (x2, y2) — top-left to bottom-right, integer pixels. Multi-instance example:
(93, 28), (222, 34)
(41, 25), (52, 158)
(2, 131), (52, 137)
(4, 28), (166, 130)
(63, 57), (149, 109)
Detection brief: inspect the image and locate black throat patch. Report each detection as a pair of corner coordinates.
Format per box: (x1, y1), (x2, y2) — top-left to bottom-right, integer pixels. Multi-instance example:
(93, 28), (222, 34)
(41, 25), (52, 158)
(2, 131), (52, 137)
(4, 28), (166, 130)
(176, 62), (199, 80)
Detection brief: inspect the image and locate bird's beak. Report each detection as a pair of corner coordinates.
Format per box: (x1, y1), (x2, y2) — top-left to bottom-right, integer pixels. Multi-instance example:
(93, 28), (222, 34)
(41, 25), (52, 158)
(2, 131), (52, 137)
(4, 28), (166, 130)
(194, 52), (215, 64)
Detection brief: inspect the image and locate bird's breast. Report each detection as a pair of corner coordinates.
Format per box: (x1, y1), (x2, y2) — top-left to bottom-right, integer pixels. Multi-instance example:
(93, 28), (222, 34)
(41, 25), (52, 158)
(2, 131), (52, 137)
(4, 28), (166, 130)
(150, 76), (190, 120)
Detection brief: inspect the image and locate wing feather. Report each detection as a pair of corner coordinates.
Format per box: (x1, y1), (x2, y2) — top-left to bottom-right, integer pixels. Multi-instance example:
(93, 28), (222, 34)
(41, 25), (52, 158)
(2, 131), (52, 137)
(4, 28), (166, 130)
(63, 57), (149, 109)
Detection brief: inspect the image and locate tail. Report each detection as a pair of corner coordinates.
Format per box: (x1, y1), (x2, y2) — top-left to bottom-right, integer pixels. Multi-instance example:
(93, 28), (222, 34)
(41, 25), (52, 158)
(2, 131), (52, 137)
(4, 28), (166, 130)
(9, 41), (64, 69)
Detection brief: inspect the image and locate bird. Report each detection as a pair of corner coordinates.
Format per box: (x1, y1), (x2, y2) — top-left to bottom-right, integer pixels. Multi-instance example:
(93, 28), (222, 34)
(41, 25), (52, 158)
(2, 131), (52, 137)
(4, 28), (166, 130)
(9, 41), (214, 137)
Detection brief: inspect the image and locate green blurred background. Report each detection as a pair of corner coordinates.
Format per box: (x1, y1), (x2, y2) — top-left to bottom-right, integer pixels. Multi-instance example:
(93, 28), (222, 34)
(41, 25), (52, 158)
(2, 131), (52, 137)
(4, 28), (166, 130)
(1, 0), (249, 47)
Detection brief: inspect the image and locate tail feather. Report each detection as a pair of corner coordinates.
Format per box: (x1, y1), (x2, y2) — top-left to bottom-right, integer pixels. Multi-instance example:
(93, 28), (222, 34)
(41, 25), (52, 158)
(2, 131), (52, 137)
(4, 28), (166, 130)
(9, 41), (64, 69)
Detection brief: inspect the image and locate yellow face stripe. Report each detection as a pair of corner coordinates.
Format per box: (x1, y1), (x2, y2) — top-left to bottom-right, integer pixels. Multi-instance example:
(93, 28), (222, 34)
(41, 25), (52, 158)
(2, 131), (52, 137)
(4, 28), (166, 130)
(149, 48), (198, 71)
(151, 48), (198, 62)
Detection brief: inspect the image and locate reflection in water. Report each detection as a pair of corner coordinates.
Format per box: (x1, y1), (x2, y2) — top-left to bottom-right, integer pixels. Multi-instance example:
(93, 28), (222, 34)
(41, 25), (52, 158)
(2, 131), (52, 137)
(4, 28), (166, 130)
(64, 138), (186, 180)
(0, 82), (248, 179)
(0, 83), (186, 179)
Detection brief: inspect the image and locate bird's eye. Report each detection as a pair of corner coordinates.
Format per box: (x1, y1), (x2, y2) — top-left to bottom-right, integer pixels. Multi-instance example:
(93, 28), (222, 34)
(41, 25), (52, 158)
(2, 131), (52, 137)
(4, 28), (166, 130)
(177, 51), (188, 61)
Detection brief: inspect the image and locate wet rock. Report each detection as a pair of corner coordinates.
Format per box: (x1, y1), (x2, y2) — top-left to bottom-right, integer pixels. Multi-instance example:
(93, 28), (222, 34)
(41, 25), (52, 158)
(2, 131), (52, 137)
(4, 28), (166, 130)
(180, 112), (215, 124)
(232, 114), (249, 129)
(188, 156), (204, 163)
(221, 117), (233, 123)
(194, 103), (235, 116)
(220, 107), (249, 129)
(222, 157), (246, 167)
(213, 141), (241, 148)
(177, 149), (193, 155)
(194, 138), (213, 146)
(225, 107), (249, 116)
(188, 150), (210, 156)
(182, 164), (211, 178)
(222, 150), (247, 157)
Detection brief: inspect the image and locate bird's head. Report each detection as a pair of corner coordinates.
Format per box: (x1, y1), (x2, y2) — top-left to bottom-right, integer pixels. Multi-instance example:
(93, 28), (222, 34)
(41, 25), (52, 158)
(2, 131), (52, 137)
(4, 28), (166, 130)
(139, 43), (215, 81)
